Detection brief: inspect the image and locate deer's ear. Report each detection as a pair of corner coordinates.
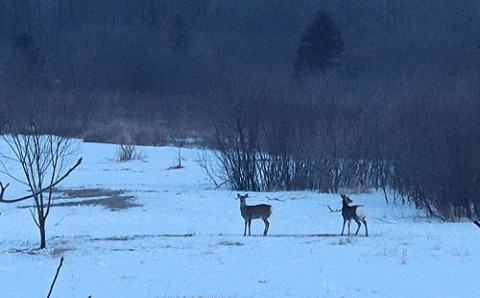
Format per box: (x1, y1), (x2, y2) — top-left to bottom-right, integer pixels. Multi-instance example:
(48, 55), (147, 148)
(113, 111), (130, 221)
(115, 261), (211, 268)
(245, 193), (248, 197)
(237, 193), (241, 198)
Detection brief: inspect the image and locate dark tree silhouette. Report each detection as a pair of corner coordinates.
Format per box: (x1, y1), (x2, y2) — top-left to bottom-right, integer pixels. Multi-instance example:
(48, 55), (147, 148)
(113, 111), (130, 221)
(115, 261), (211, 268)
(168, 14), (192, 54)
(294, 10), (344, 77)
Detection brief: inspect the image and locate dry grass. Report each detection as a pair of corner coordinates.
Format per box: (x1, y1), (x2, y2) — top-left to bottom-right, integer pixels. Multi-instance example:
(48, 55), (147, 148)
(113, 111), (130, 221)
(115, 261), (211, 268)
(19, 188), (141, 211)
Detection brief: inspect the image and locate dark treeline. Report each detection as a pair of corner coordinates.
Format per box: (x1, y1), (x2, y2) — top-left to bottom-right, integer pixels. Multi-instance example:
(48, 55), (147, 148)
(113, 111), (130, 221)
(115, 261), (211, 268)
(1, 0), (479, 220)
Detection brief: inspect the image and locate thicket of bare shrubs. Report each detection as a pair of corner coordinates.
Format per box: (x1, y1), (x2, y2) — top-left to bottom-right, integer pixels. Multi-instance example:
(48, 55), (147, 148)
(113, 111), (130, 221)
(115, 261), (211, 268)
(1, 1), (479, 220)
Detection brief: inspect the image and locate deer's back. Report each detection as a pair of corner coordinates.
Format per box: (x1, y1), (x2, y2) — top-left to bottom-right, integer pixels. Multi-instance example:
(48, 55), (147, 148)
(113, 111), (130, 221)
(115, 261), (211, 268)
(343, 205), (365, 220)
(241, 204), (272, 220)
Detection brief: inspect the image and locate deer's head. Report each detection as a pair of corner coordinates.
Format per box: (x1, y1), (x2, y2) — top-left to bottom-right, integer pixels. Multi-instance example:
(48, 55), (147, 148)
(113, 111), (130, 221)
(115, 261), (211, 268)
(237, 193), (248, 203)
(341, 194), (353, 205)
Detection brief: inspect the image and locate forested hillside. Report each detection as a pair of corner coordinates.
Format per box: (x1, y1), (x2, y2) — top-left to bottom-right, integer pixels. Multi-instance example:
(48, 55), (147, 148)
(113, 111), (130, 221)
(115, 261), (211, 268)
(1, 0), (479, 219)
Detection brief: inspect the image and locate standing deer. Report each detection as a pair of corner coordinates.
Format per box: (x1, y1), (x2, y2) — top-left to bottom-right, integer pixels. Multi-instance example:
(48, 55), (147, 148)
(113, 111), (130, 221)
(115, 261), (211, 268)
(237, 193), (272, 236)
(341, 194), (368, 237)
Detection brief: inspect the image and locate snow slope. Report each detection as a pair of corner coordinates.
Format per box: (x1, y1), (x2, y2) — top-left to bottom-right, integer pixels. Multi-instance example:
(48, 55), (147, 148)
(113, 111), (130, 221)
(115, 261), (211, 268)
(0, 141), (479, 297)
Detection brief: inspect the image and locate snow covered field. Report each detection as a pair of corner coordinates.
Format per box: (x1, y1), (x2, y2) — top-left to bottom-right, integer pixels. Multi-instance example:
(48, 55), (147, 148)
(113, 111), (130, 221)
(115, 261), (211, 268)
(0, 141), (479, 297)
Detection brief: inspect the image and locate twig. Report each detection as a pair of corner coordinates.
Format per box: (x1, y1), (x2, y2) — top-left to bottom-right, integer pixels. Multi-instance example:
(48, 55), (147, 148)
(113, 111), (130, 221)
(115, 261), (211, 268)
(47, 256), (64, 298)
(474, 220), (480, 229)
(54, 212), (76, 226)
(327, 205), (341, 212)
(290, 195), (308, 200)
(265, 196), (286, 202)
(374, 217), (396, 224)
(214, 180), (228, 190)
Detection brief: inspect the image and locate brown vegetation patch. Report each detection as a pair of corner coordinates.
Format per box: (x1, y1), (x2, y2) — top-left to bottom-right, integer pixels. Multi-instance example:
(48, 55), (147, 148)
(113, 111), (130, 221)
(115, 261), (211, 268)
(18, 188), (141, 211)
(61, 188), (122, 198)
(51, 246), (75, 258)
(218, 240), (243, 246)
(92, 233), (194, 242)
(51, 195), (140, 211)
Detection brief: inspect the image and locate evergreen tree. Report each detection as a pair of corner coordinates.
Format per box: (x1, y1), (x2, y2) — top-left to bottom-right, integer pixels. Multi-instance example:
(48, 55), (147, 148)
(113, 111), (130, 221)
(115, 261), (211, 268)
(294, 10), (344, 77)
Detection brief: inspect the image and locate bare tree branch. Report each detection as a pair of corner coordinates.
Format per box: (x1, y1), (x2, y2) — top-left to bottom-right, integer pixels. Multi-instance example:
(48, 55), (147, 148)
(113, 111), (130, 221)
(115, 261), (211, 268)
(474, 220), (480, 229)
(290, 195), (309, 201)
(30, 207), (40, 228)
(0, 182), (9, 199)
(195, 151), (227, 189)
(327, 204), (341, 212)
(265, 195), (286, 202)
(47, 256), (64, 298)
(0, 157), (82, 203)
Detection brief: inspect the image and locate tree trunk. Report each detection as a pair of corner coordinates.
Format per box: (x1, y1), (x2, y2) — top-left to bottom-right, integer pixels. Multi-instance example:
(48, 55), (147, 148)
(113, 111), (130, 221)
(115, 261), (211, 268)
(39, 217), (46, 249)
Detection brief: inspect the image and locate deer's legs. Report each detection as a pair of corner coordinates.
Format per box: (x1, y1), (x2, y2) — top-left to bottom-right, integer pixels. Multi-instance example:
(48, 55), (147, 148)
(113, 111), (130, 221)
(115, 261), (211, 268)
(247, 220), (252, 236)
(263, 219), (270, 236)
(244, 220), (248, 236)
(362, 219), (368, 237)
(341, 219), (347, 235)
(347, 220), (352, 235)
(354, 219), (361, 235)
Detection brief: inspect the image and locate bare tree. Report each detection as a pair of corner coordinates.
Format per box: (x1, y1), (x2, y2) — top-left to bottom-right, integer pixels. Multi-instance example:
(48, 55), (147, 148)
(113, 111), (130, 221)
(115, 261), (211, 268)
(0, 125), (82, 249)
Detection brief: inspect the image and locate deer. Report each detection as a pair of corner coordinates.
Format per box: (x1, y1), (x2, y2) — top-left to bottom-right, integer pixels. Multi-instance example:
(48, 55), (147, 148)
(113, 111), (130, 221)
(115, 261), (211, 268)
(341, 194), (368, 237)
(237, 193), (272, 236)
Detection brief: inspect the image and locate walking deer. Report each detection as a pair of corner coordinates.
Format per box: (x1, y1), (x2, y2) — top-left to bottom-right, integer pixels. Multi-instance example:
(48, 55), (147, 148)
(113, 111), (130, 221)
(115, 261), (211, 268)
(237, 193), (272, 236)
(341, 194), (368, 237)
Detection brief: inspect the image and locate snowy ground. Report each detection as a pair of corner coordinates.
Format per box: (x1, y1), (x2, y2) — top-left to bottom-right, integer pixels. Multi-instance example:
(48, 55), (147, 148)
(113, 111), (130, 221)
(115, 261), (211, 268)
(0, 141), (479, 297)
